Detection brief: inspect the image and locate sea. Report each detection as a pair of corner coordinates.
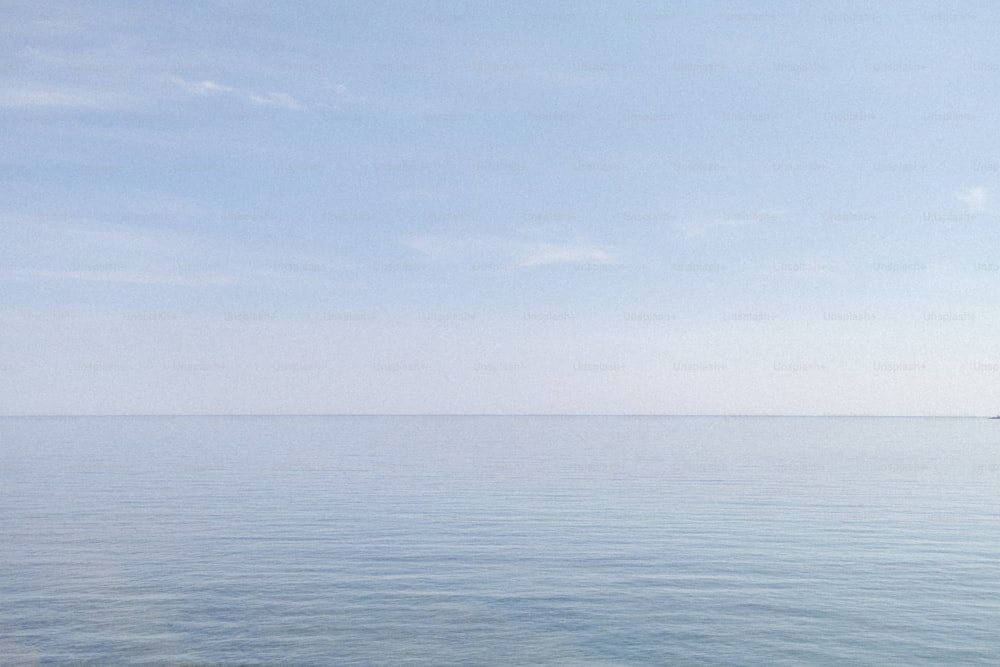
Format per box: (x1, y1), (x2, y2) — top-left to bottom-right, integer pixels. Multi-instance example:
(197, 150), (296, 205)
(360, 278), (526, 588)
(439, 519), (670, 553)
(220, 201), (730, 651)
(2, 415), (1000, 665)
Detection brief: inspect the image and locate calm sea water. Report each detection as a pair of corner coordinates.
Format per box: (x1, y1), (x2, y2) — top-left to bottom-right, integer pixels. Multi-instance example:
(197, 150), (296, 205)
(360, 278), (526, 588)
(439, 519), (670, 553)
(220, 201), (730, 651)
(2, 415), (1000, 665)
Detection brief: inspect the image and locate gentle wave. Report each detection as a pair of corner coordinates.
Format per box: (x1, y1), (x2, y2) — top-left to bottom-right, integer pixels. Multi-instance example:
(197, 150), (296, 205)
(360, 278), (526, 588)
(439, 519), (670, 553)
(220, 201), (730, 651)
(2, 416), (1000, 665)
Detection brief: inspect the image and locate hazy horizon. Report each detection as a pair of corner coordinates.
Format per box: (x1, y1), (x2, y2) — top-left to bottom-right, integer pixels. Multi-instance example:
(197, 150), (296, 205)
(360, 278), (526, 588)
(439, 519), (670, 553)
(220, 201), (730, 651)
(1, 413), (993, 419)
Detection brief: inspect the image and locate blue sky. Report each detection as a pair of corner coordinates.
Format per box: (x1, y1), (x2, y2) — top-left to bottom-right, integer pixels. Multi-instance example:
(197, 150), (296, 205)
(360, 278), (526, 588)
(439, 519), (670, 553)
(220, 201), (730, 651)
(3, 0), (1000, 415)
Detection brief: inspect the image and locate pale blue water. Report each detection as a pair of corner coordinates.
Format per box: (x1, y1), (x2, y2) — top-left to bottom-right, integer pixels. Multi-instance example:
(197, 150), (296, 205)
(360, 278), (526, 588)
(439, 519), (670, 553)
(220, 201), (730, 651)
(2, 415), (1000, 665)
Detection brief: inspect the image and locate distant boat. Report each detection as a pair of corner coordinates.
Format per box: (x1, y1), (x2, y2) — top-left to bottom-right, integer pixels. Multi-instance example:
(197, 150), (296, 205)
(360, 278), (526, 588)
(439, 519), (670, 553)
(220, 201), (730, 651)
(990, 415), (1000, 419)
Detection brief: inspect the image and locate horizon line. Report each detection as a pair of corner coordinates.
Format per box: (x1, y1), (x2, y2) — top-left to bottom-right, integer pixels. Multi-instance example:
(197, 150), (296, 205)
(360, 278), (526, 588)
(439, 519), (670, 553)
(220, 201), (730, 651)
(0, 412), (992, 419)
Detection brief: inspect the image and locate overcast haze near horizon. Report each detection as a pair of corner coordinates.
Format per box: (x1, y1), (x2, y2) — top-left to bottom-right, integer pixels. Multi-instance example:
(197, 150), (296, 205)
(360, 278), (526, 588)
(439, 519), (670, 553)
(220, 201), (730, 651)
(3, 1), (1000, 416)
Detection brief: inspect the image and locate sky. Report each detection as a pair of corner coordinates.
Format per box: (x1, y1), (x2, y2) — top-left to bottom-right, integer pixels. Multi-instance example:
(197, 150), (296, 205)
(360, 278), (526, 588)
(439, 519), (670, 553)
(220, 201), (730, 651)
(3, 0), (1000, 416)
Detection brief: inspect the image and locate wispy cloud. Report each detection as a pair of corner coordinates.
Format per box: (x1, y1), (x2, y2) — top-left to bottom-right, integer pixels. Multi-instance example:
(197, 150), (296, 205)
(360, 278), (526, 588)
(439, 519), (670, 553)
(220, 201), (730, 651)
(170, 76), (305, 110)
(404, 235), (621, 269)
(328, 83), (364, 105)
(176, 78), (235, 96)
(954, 186), (992, 213)
(247, 91), (303, 110)
(516, 241), (618, 267)
(10, 45), (310, 113)
(676, 210), (785, 237)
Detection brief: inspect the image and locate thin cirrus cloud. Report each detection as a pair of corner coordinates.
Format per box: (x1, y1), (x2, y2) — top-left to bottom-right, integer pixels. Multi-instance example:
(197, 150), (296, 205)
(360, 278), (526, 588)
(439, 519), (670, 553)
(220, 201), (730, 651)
(953, 186), (992, 213)
(675, 210), (785, 237)
(8, 44), (305, 111)
(0, 79), (303, 114)
(170, 76), (305, 110)
(404, 235), (621, 269)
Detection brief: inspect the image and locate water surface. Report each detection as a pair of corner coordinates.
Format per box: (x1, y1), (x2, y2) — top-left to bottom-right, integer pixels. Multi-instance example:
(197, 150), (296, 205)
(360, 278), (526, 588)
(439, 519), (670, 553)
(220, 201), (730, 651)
(2, 416), (999, 665)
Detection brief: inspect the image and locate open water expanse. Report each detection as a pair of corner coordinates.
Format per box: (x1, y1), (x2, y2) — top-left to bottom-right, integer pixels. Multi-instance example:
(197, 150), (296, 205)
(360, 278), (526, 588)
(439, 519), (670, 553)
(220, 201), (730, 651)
(2, 415), (1000, 665)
